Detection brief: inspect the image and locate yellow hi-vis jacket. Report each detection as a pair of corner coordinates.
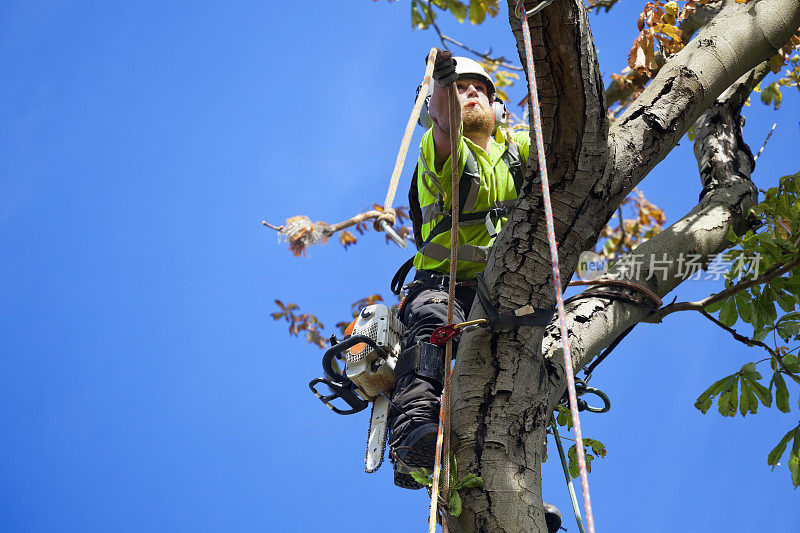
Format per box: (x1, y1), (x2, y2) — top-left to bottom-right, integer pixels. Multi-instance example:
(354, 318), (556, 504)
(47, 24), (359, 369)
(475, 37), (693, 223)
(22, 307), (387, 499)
(412, 128), (530, 280)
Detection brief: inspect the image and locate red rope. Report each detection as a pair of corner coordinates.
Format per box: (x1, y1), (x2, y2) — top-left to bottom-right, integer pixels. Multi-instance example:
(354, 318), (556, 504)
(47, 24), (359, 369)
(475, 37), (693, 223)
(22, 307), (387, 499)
(516, 3), (597, 532)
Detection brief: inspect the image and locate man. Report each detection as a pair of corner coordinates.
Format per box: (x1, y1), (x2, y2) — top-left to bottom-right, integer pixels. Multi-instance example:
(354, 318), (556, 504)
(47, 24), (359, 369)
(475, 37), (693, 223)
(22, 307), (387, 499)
(389, 52), (530, 485)
(388, 51), (562, 532)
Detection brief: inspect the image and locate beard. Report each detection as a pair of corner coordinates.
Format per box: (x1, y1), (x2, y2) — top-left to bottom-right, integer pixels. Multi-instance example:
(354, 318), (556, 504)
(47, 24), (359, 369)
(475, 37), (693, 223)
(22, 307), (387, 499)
(462, 104), (495, 138)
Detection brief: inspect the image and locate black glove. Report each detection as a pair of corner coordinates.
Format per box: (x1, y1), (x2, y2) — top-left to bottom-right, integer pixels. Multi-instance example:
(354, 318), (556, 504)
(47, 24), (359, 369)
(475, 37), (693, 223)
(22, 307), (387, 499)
(432, 51), (457, 87)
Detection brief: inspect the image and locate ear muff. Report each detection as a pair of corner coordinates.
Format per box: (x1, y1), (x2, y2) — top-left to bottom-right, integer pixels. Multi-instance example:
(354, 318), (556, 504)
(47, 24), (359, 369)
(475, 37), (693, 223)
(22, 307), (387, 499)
(416, 83), (434, 129)
(492, 96), (508, 129)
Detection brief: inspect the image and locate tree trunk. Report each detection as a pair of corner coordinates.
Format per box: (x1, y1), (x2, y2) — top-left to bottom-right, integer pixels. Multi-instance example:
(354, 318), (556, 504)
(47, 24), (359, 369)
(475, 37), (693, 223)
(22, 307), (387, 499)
(449, 1), (800, 531)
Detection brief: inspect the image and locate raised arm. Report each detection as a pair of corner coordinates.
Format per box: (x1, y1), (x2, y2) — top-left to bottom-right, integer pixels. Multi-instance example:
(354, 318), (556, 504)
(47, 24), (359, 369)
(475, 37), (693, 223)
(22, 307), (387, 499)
(427, 51), (459, 170)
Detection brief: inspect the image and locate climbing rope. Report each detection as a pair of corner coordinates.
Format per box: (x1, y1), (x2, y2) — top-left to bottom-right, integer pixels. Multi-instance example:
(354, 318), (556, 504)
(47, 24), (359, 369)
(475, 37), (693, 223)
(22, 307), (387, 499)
(384, 49), (438, 215)
(428, 69), (461, 533)
(515, 1), (597, 531)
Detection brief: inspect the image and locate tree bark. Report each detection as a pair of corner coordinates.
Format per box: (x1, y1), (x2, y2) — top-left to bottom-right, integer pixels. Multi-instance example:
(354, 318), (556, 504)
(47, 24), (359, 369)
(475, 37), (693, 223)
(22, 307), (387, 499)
(449, 1), (800, 531)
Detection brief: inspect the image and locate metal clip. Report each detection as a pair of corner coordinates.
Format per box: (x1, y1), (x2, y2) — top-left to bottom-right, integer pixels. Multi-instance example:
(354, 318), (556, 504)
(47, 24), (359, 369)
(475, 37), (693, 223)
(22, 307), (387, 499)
(380, 220), (408, 249)
(430, 319), (488, 346)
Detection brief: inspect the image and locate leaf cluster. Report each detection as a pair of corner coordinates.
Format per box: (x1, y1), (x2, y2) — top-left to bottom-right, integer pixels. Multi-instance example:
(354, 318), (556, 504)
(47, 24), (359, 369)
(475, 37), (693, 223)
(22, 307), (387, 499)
(597, 188), (666, 261)
(409, 453), (484, 517)
(705, 172), (800, 342)
(270, 299), (327, 348)
(689, 173), (800, 486)
(608, 0), (703, 114)
(695, 360), (800, 487)
(607, 2), (800, 119)
(408, 0), (499, 29)
(768, 423), (800, 487)
(552, 405), (608, 478)
(757, 54), (800, 112)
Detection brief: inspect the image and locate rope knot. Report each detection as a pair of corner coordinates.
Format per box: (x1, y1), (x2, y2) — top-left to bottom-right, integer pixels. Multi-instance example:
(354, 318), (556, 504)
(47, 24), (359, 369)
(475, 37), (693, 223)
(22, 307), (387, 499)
(373, 207), (396, 231)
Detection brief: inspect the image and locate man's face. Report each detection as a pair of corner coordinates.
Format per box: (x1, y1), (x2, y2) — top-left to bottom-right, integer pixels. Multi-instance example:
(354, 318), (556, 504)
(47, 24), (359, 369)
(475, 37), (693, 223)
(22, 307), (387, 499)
(456, 77), (495, 137)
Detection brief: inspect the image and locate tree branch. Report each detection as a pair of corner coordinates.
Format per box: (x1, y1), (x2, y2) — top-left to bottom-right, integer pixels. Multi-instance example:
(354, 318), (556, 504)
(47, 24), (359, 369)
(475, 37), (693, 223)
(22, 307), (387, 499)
(609, 0), (800, 197)
(541, 62), (766, 374)
(696, 309), (799, 376)
(441, 35), (523, 71)
(421, 0), (523, 70)
(646, 255), (800, 322)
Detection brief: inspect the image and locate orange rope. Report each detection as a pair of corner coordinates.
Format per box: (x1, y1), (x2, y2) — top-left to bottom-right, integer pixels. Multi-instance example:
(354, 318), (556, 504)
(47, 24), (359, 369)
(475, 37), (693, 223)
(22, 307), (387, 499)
(516, 2), (597, 531)
(429, 74), (460, 533)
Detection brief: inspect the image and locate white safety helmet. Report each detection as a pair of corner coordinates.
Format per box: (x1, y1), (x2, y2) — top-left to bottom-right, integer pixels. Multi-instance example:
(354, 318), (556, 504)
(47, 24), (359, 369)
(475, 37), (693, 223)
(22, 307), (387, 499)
(451, 56), (496, 96)
(417, 56), (506, 130)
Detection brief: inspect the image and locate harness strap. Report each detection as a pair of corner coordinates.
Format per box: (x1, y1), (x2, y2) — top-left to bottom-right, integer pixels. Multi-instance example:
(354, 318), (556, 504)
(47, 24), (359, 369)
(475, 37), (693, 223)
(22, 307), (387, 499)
(475, 273), (555, 329)
(501, 141), (525, 193)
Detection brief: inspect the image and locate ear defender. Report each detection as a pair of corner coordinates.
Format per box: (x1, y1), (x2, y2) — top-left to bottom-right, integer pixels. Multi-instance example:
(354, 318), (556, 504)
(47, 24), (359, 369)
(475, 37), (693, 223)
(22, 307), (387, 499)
(416, 83), (435, 129)
(492, 96), (508, 129)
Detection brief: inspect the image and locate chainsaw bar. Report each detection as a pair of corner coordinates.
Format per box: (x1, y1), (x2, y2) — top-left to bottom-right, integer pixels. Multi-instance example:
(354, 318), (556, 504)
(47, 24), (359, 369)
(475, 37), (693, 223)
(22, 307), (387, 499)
(365, 395), (390, 473)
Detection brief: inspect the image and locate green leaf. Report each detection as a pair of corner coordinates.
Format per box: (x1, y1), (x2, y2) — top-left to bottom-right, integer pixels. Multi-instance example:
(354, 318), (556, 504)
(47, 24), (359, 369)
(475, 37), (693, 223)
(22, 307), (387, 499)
(777, 321), (800, 342)
(767, 427), (795, 469)
(740, 362), (761, 381)
(448, 489), (463, 517)
(567, 445), (580, 479)
(759, 298), (778, 325)
(704, 298), (725, 313)
(411, 1), (428, 29)
(726, 226), (739, 243)
(739, 379), (757, 416)
(778, 311), (800, 324)
(469, 0), (486, 24)
(750, 379), (772, 408)
(719, 298), (738, 327)
(695, 375), (730, 414)
(783, 354), (800, 373)
(789, 428), (800, 488)
(773, 372), (790, 413)
(753, 327), (771, 343)
(449, 0), (468, 22)
(717, 375), (740, 417)
(457, 473), (484, 490)
(556, 404), (573, 429)
(735, 292), (755, 323)
(585, 438), (607, 458)
(410, 468), (433, 487)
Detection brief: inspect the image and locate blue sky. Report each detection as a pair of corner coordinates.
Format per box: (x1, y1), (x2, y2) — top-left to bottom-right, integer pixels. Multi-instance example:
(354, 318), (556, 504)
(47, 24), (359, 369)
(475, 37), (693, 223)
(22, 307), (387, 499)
(1, 1), (798, 532)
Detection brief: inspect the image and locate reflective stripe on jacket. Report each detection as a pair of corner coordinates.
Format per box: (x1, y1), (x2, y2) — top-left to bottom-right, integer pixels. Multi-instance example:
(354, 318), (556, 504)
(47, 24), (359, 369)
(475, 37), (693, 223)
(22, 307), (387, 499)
(412, 128), (530, 280)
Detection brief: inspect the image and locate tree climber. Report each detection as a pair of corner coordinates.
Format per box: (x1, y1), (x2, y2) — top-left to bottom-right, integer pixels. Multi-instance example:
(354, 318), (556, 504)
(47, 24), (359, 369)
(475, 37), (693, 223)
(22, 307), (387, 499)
(390, 52), (530, 488)
(390, 50), (561, 530)
(389, 50), (563, 530)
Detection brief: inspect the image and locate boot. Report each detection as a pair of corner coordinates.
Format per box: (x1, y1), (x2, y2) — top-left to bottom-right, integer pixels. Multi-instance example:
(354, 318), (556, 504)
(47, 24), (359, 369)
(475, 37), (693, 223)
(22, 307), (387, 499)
(389, 342), (444, 489)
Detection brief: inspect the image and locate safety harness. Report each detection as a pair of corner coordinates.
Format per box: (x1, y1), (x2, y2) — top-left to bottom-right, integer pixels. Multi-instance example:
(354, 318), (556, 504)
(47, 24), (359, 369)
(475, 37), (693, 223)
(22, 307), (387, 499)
(391, 142), (524, 295)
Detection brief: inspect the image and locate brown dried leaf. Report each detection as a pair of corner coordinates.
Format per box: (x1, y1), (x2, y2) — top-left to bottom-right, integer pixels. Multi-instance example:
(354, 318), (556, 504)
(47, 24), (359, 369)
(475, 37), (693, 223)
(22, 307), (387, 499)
(339, 230), (357, 248)
(351, 294), (384, 314)
(771, 53), (785, 74)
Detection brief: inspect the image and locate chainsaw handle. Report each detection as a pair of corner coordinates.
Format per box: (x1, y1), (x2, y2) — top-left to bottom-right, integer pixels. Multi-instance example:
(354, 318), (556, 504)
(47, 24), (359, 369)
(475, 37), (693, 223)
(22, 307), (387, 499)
(309, 377), (369, 415)
(322, 335), (388, 382)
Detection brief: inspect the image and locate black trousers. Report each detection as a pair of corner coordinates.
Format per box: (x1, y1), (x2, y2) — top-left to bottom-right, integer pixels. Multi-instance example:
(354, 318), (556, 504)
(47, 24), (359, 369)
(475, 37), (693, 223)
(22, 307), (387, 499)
(389, 278), (476, 445)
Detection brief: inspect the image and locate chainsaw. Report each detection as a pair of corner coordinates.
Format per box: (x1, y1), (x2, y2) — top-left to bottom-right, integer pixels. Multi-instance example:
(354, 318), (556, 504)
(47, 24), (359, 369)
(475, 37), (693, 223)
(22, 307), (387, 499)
(308, 303), (404, 473)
